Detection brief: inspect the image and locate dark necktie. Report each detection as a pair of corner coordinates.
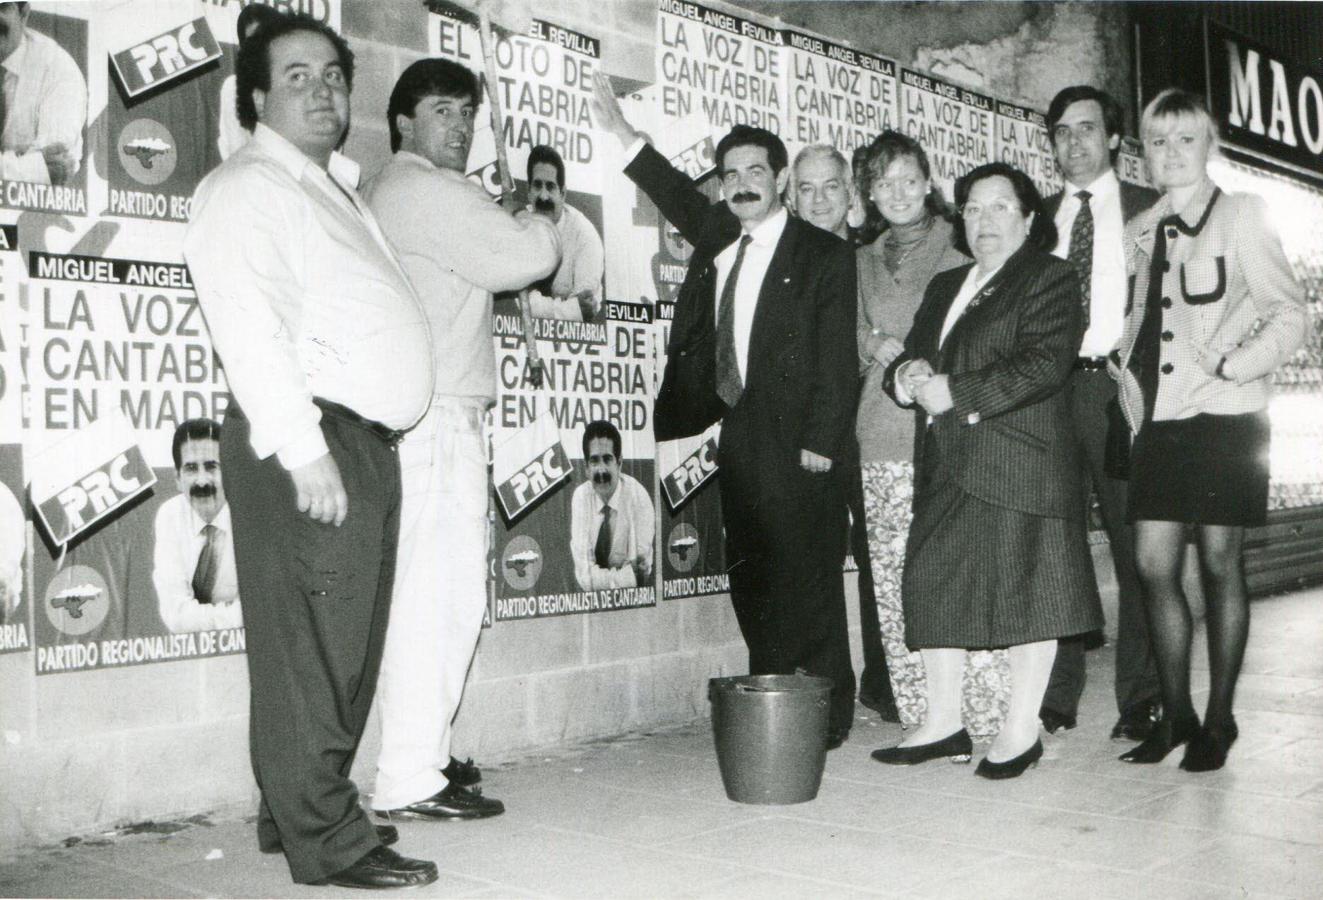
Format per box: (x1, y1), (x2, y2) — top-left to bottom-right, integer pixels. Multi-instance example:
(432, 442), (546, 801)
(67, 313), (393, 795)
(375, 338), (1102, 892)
(1068, 190), (1093, 329)
(192, 524), (220, 605)
(594, 505), (613, 568)
(716, 235), (752, 408)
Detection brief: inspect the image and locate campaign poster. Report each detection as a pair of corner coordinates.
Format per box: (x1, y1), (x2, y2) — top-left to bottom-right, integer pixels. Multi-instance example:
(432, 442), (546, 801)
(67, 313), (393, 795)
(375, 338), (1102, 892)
(489, 312), (657, 621)
(656, 0), (786, 145)
(784, 29), (897, 160)
(103, 0), (342, 224)
(0, 4), (92, 217)
(22, 222), (242, 674)
(0, 213), (28, 653)
(428, 12), (607, 323)
(898, 68), (994, 201)
(1117, 136), (1151, 189)
(994, 98), (1062, 199)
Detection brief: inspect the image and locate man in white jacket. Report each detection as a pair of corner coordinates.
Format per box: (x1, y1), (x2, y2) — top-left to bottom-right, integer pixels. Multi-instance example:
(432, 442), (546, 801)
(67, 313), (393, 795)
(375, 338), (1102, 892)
(363, 57), (560, 822)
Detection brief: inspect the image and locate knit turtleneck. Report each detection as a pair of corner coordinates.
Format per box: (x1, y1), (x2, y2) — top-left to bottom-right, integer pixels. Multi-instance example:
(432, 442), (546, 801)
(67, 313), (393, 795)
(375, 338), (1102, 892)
(882, 214), (934, 274)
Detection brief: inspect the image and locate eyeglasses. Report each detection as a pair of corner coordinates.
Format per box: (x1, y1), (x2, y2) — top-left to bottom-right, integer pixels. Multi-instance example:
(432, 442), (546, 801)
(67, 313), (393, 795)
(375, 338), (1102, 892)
(960, 200), (1020, 219)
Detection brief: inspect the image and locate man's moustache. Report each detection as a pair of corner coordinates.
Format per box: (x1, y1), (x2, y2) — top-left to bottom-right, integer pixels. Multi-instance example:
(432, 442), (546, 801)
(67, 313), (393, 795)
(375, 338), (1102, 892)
(591, 472), (612, 485)
(190, 484), (218, 498)
(731, 191), (760, 203)
(534, 198), (555, 213)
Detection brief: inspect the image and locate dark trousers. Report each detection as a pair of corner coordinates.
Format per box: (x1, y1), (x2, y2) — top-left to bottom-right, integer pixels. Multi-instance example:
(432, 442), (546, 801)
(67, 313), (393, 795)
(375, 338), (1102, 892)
(222, 407), (402, 884)
(717, 416), (856, 732)
(848, 456), (891, 705)
(1043, 368), (1160, 717)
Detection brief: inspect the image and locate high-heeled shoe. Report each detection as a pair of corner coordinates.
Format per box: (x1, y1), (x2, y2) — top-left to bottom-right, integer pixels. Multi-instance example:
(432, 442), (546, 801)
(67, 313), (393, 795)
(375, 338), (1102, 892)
(1180, 718), (1238, 772)
(975, 739), (1043, 780)
(1118, 714), (1200, 763)
(871, 729), (972, 765)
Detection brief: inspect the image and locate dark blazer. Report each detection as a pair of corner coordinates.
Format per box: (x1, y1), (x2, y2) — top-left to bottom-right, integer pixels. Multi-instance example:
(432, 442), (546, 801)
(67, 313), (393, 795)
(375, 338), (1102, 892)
(1044, 178), (1159, 227)
(885, 245), (1084, 518)
(626, 143), (858, 462)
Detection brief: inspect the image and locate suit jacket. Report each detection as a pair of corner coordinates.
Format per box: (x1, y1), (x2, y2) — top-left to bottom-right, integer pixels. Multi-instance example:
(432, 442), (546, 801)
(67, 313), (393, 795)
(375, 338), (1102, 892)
(885, 245), (1084, 518)
(625, 143), (858, 462)
(1113, 178), (1306, 431)
(1044, 178), (1159, 227)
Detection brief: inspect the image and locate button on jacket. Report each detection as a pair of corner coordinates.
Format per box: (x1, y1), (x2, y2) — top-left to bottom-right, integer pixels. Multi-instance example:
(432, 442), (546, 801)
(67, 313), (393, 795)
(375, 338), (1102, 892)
(1114, 177), (1307, 431)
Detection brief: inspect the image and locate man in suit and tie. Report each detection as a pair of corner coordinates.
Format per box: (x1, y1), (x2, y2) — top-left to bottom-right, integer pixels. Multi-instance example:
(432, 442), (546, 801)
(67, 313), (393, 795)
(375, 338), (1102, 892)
(1039, 85), (1162, 742)
(592, 74), (860, 748)
(153, 418), (244, 634)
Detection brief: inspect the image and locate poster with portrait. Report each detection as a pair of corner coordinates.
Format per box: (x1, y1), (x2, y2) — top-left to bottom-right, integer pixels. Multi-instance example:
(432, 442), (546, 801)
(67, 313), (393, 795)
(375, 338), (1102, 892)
(22, 219), (241, 674)
(0, 212), (28, 653)
(428, 10), (607, 323)
(489, 313), (657, 620)
(994, 98), (1062, 199)
(0, 3), (93, 217)
(784, 29), (897, 161)
(102, 0), (342, 224)
(898, 67), (994, 202)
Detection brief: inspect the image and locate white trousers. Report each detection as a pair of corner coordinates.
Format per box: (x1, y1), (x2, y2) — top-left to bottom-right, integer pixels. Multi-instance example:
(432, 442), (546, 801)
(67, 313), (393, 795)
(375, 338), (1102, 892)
(372, 397), (489, 810)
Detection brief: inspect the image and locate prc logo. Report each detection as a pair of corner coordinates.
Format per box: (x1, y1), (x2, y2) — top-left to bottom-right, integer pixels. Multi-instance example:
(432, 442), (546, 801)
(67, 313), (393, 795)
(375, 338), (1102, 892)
(666, 523), (700, 573)
(43, 564), (110, 637)
(501, 535), (543, 591)
(118, 119), (178, 186)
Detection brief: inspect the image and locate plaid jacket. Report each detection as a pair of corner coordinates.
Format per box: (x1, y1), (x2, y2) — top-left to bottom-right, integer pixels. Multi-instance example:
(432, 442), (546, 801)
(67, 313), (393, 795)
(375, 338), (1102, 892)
(1113, 178), (1307, 431)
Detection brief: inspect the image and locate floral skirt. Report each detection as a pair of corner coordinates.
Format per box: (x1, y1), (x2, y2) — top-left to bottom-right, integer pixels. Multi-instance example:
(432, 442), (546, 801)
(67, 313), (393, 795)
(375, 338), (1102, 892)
(860, 460), (1010, 740)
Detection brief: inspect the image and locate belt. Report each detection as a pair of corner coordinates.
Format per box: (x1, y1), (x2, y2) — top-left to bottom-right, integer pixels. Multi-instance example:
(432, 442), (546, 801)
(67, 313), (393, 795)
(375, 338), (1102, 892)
(226, 399), (408, 449)
(1075, 356), (1109, 371)
(313, 398), (407, 447)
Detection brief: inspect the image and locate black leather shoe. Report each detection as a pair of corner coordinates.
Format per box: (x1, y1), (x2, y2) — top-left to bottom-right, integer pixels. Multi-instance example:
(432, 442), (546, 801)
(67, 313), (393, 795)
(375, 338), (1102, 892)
(975, 740), (1043, 780)
(376, 783), (505, 820)
(442, 756), (482, 787)
(261, 823), (398, 855)
(871, 729), (972, 765)
(1180, 718), (1238, 772)
(1039, 708), (1077, 735)
(1119, 714), (1200, 763)
(1111, 699), (1161, 742)
(826, 726), (850, 751)
(859, 690), (900, 722)
(316, 846), (438, 890)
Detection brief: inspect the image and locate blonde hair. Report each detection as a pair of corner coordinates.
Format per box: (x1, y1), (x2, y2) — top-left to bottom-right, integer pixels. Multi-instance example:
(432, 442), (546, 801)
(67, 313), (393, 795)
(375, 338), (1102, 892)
(1140, 88), (1220, 150)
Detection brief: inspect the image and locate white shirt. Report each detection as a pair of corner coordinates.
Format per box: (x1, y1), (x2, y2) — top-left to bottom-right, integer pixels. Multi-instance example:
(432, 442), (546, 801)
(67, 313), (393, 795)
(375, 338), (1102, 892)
(1052, 169), (1126, 357)
(569, 473), (655, 591)
(152, 494), (243, 634)
(184, 124), (434, 469)
(714, 207), (789, 380)
(0, 482), (22, 619)
(940, 262), (1003, 347)
(364, 151), (560, 402)
(0, 28), (87, 184)
(546, 201), (603, 301)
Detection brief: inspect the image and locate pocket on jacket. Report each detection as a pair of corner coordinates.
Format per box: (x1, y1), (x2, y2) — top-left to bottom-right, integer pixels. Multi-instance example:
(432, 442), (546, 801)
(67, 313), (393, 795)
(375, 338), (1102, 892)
(987, 419), (1048, 453)
(1180, 256), (1226, 305)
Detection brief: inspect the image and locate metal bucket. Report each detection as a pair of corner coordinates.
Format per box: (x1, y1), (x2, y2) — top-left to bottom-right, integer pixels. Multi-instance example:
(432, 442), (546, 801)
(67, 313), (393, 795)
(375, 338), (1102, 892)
(708, 674), (832, 805)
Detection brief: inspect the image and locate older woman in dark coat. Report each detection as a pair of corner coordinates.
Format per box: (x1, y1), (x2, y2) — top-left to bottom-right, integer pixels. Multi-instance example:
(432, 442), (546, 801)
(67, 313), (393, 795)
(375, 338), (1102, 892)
(872, 162), (1103, 778)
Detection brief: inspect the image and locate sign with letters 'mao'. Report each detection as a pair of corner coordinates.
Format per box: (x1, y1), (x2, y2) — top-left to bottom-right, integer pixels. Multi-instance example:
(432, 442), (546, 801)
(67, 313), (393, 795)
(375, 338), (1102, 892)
(1208, 21), (1323, 179)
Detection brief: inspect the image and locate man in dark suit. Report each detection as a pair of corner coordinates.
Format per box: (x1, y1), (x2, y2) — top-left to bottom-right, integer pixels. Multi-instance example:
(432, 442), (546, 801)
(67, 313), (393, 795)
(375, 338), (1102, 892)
(1039, 85), (1162, 742)
(591, 74), (860, 748)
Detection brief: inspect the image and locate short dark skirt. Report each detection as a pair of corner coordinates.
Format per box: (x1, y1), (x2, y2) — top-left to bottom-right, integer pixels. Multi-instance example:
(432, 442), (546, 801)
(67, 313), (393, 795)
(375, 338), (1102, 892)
(1127, 411), (1270, 527)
